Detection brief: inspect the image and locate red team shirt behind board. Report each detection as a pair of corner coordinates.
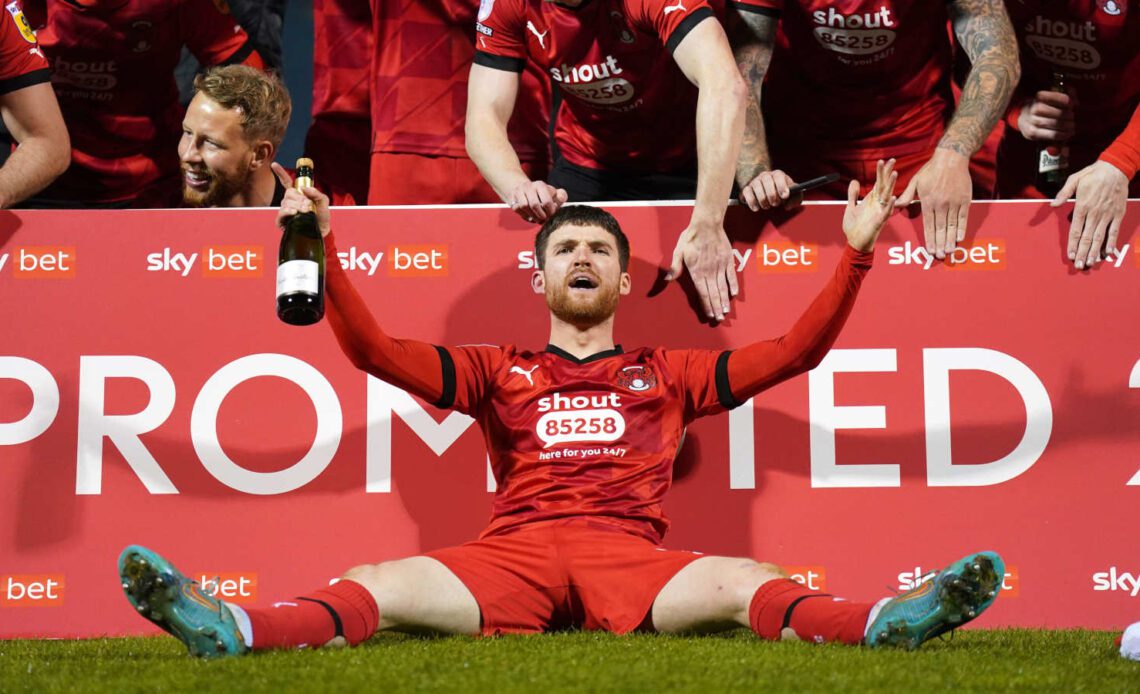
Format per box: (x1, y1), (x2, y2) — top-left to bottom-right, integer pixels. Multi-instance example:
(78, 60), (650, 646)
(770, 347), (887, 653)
(474, 0), (765, 174)
(755, 0), (955, 161)
(373, 0), (549, 163)
(1005, 0), (1140, 153)
(26, 0), (251, 205)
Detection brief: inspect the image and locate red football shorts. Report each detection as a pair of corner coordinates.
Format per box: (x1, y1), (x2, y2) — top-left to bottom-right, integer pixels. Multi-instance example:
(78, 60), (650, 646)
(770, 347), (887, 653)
(425, 520), (702, 636)
(368, 153), (547, 205)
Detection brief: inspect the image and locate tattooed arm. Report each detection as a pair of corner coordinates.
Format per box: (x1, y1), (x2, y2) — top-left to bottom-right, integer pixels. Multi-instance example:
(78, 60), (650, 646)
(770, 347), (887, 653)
(894, 0), (1019, 259)
(729, 8), (797, 211)
(943, 0), (1020, 157)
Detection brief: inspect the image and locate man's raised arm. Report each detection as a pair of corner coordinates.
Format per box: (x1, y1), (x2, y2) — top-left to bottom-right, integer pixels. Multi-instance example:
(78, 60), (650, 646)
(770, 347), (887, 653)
(466, 63), (566, 224)
(272, 163), (466, 408)
(668, 17), (748, 322)
(722, 160), (898, 404)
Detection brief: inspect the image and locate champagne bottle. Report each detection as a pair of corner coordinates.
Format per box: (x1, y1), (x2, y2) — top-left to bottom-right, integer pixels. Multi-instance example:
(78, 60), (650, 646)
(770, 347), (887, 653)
(276, 158), (325, 326)
(1035, 72), (1070, 197)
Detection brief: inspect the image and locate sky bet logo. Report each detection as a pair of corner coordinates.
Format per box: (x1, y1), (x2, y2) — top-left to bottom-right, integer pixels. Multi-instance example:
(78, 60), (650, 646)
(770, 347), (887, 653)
(146, 246), (263, 277)
(1092, 567), (1140, 597)
(0, 246), (77, 278)
(887, 240), (1006, 271)
(2, 574), (65, 607)
(898, 565), (1020, 597)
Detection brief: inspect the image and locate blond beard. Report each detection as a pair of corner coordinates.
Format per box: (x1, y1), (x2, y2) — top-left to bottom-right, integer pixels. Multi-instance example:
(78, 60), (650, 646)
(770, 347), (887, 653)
(182, 168), (248, 208)
(545, 282), (620, 327)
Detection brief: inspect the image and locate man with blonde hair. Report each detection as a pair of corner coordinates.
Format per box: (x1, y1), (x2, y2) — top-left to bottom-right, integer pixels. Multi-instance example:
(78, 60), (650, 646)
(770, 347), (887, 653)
(180, 64), (292, 208)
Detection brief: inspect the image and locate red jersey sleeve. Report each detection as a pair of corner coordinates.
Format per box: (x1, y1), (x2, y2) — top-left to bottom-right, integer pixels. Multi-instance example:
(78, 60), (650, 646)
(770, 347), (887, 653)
(663, 246), (872, 422)
(325, 232), (452, 408)
(0, 0), (48, 94)
(180, 0), (253, 66)
(627, 0), (717, 53)
(441, 344), (509, 416)
(472, 0), (527, 72)
(664, 348), (733, 422)
(1099, 103), (1140, 181)
(724, 245), (873, 405)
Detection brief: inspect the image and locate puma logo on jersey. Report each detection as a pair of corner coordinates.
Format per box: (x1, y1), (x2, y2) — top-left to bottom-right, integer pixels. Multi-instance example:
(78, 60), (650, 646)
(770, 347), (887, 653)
(526, 21), (548, 48)
(663, 0), (686, 15)
(510, 365), (540, 386)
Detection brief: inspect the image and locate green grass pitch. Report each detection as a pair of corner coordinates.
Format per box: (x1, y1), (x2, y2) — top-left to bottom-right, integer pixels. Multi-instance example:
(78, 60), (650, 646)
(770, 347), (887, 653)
(2, 629), (1136, 692)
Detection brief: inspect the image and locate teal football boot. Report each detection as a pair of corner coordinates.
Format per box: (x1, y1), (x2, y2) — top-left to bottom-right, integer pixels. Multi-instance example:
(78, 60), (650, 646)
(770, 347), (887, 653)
(866, 551), (1004, 650)
(118, 545), (248, 658)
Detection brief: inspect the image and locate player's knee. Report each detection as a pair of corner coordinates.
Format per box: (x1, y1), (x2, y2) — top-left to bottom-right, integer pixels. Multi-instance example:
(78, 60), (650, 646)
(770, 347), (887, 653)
(754, 562), (787, 580)
(342, 563), (373, 585)
(719, 559), (785, 603)
(341, 561), (398, 592)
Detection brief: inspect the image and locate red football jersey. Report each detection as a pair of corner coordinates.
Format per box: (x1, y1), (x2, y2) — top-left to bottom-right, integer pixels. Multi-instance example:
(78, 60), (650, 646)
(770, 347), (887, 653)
(755, 0), (954, 160)
(311, 0), (370, 127)
(307, 0), (372, 205)
(0, 0), (48, 92)
(323, 232), (871, 546)
(442, 344), (728, 542)
(1005, 0), (1140, 152)
(27, 0), (251, 205)
(371, 0), (548, 163)
(475, 0), (724, 173)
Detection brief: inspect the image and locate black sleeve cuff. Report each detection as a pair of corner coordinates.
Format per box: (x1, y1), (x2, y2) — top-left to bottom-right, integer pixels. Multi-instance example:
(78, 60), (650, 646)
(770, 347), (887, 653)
(666, 6), (716, 53)
(0, 68), (50, 96)
(474, 51), (525, 73)
(728, 2), (780, 16)
(218, 41), (256, 66)
(432, 346), (458, 409)
(715, 350), (742, 410)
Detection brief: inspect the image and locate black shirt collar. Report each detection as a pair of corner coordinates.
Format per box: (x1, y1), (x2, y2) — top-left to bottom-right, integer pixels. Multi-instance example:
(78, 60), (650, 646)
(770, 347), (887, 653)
(545, 344), (624, 364)
(270, 174), (287, 207)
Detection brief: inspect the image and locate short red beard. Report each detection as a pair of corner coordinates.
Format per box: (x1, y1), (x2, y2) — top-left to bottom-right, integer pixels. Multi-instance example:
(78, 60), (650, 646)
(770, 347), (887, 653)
(545, 280), (619, 327)
(182, 166), (248, 208)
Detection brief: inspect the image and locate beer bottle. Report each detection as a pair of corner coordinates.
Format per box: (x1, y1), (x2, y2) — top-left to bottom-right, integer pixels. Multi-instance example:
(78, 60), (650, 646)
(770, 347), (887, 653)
(276, 158), (325, 325)
(1035, 72), (1070, 196)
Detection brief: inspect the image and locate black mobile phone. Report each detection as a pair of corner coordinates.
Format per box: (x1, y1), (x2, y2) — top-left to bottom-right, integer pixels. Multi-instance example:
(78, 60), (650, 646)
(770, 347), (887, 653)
(787, 173), (840, 196)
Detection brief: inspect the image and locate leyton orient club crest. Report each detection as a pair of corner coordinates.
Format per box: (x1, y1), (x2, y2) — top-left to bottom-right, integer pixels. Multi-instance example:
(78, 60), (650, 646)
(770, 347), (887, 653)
(615, 365), (656, 392)
(1099, 0), (1122, 17)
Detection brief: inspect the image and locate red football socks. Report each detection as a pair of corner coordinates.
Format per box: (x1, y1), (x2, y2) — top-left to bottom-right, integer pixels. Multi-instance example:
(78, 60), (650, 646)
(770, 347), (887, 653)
(245, 579), (380, 650)
(748, 578), (873, 645)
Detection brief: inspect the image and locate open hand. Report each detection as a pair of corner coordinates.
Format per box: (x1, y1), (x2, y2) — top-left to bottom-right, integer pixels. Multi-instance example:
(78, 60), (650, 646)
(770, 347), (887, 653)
(894, 148), (972, 259)
(1052, 160), (1129, 269)
(843, 158), (898, 252)
(665, 220), (738, 322)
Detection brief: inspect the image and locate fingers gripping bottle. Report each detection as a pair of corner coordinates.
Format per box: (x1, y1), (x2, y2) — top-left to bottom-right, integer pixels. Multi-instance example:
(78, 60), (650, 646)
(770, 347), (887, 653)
(276, 158), (325, 326)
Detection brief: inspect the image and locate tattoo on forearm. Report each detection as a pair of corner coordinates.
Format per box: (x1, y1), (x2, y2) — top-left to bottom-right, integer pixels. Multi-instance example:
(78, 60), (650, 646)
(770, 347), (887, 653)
(731, 12), (777, 184)
(941, 0), (1020, 157)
